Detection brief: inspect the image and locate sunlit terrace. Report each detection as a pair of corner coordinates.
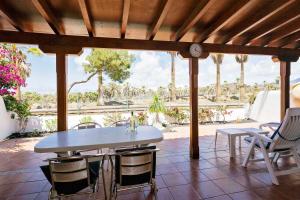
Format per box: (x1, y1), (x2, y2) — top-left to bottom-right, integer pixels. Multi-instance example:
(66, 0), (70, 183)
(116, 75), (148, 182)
(1, 0), (300, 200)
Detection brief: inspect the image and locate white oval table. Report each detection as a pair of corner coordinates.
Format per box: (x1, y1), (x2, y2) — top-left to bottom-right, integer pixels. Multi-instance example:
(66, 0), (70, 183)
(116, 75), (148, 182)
(34, 126), (163, 153)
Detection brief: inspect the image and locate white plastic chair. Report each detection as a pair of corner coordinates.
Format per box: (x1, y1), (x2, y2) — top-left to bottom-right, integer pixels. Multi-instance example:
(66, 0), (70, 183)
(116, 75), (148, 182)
(242, 108), (300, 185)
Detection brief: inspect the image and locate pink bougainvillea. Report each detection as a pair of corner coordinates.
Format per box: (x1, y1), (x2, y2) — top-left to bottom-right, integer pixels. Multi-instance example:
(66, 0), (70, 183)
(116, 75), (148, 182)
(0, 44), (28, 96)
(0, 64), (25, 95)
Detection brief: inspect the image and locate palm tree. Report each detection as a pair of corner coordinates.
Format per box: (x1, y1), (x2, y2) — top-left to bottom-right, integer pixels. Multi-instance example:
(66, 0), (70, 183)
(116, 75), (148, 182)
(211, 53), (224, 102)
(235, 54), (248, 101)
(168, 52), (176, 102)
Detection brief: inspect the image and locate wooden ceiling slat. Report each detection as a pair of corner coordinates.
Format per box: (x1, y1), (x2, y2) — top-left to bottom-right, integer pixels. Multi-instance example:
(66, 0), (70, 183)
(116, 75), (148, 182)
(121, 0), (130, 39)
(32, 0), (64, 35)
(251, 17), (300, 47)
(146, 0), (173, 40)
(194, 0), (251, 43)
(239, 1), (300, 46)
(78, 0), (94, 37)
(2, 30), (300, 56)
(171, 0), (216, 41)
(268, 30), (300, 48)
(0, 4), (24, 31)
(216, 0), (294, 44)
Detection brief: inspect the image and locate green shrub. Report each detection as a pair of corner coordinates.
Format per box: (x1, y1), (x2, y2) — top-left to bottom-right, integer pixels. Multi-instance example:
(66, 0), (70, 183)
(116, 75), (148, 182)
(3, 96), (31, 132)
(79, 116), (94, 123)
(164, 107), (188, 124)
(103, 112), (125, 127)
(45, 118), (57, 132)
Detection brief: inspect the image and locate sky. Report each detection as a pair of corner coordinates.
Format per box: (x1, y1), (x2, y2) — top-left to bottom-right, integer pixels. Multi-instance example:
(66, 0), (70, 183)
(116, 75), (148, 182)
(23, 46), (300, 93)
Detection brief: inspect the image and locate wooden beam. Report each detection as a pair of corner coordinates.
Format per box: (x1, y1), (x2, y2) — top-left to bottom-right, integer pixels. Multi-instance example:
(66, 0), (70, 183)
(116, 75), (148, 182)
(245, 2), (300, 46)
(252, 17), (300, 47)
(1, 31), (300, 56)
(268, 30), (300, 48)
(0, 4), (24, 31)
(280, 61), (291, 120)
(78, 0), (94, 37)
(216, 0), (294, 44)
(146, 0), (172, 40)
(32, 0), (64, 35)
(56, 53), (68, 131)
(194, 0), (251, 43)
(39, 46), (82, 132)
(171, 0), (215, 41)
(189, 57), (199, 159)
(121, 0), (130, 39)
(39, 45), (82, 54)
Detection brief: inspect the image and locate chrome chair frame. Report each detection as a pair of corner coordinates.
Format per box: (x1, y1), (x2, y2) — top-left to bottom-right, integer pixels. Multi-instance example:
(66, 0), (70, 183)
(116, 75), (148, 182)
(46, 154), (106, 200)
(108, 148), (159, 200)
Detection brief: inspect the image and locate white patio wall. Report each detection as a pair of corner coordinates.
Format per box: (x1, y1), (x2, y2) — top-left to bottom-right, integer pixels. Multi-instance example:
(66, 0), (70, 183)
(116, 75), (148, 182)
(0, 96), (17, 140)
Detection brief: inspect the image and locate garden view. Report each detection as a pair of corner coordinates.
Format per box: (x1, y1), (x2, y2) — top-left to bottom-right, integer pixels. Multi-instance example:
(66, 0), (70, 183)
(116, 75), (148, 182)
(1, 43), (299, 139)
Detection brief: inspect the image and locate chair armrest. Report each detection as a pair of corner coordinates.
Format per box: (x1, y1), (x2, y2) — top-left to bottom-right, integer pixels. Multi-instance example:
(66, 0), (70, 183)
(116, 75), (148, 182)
(247, 131), (273, 142)
(259, 122), (280, 130)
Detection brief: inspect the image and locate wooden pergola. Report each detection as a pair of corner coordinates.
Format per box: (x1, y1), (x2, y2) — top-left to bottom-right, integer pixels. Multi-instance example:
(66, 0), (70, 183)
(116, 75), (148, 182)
(1, 0), (300, 159)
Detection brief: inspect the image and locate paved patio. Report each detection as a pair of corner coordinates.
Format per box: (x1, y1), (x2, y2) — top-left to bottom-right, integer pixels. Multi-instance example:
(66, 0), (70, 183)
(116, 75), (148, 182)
(0, 124), (300, 200)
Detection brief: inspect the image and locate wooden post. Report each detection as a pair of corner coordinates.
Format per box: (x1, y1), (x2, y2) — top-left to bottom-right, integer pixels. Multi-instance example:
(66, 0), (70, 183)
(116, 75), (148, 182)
(39, 45), (82, 131)
(280, 61), (290, 120)
(189, 58), (199, 159)
(56, 53), (68, 131)
(272, 55), (299, 120)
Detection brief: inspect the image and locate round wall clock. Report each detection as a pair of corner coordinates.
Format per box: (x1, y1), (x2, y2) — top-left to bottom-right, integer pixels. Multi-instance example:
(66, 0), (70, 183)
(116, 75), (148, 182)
(189, 43), (202, 57)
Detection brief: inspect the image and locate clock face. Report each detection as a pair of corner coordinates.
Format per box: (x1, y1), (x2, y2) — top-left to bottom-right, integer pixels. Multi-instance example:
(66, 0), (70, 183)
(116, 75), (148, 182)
(189, 43), (202, 57)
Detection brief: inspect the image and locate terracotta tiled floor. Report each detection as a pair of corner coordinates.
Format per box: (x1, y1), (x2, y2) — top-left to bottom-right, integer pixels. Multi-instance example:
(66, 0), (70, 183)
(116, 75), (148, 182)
(1, 134), (300, 200)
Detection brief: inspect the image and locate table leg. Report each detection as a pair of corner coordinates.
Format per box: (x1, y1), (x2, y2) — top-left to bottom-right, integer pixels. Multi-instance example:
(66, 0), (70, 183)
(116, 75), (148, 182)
(229, 135), (236, 158)
(239, 136), (241, 148)
(214, 132), (218, 149)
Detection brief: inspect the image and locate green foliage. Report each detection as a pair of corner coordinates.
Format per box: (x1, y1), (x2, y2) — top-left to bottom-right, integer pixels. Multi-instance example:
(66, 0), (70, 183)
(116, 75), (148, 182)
(84, 49), (133, 82)
(14, 100), (31, 120)
(79, 116), (94, 123)
(149, 94), (166, 114)
(27, 47), (43, 56)
(3, 95), (31, 120)
(211, 53), (224, 64)
(235, 54), (248, 63)
(7, 129), (45, 139)
(198, 108), (214, 123)
(3, 95), (17, 112)
(23, 92), (42, 105)
(164, 107), (188, 124)
(103, 112), (126, 127)
(216, 105), (232, 122)
(45, 118), (57, 132)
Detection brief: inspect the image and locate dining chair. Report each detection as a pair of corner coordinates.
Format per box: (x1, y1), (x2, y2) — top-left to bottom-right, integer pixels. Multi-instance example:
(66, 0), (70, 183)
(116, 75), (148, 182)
(41, 154), (106, 200)
(70, 121), (102, 130)
(109, 119), (130, 127)
(71, 122), (103, 154)
(109, 146), (159, 199)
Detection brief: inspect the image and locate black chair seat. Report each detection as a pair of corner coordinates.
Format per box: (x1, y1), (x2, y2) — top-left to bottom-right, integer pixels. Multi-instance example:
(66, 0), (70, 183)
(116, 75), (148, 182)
(40, 161), (100, 195)
(115, 146), (156, 186)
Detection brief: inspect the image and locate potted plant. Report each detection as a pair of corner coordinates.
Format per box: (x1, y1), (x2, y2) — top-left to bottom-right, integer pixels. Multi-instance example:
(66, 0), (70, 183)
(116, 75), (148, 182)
(136, 112), (148, 125)
(149, 94), (166, 124)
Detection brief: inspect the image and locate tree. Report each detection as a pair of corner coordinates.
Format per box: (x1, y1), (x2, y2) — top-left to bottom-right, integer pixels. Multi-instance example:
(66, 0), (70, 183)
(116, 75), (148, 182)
(211, 53), (224, 101)
(0, 44), (42, 100)
(168, 52), (176, 101)
(235, 54), (248, 101)
(70, 49), (133, 105)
